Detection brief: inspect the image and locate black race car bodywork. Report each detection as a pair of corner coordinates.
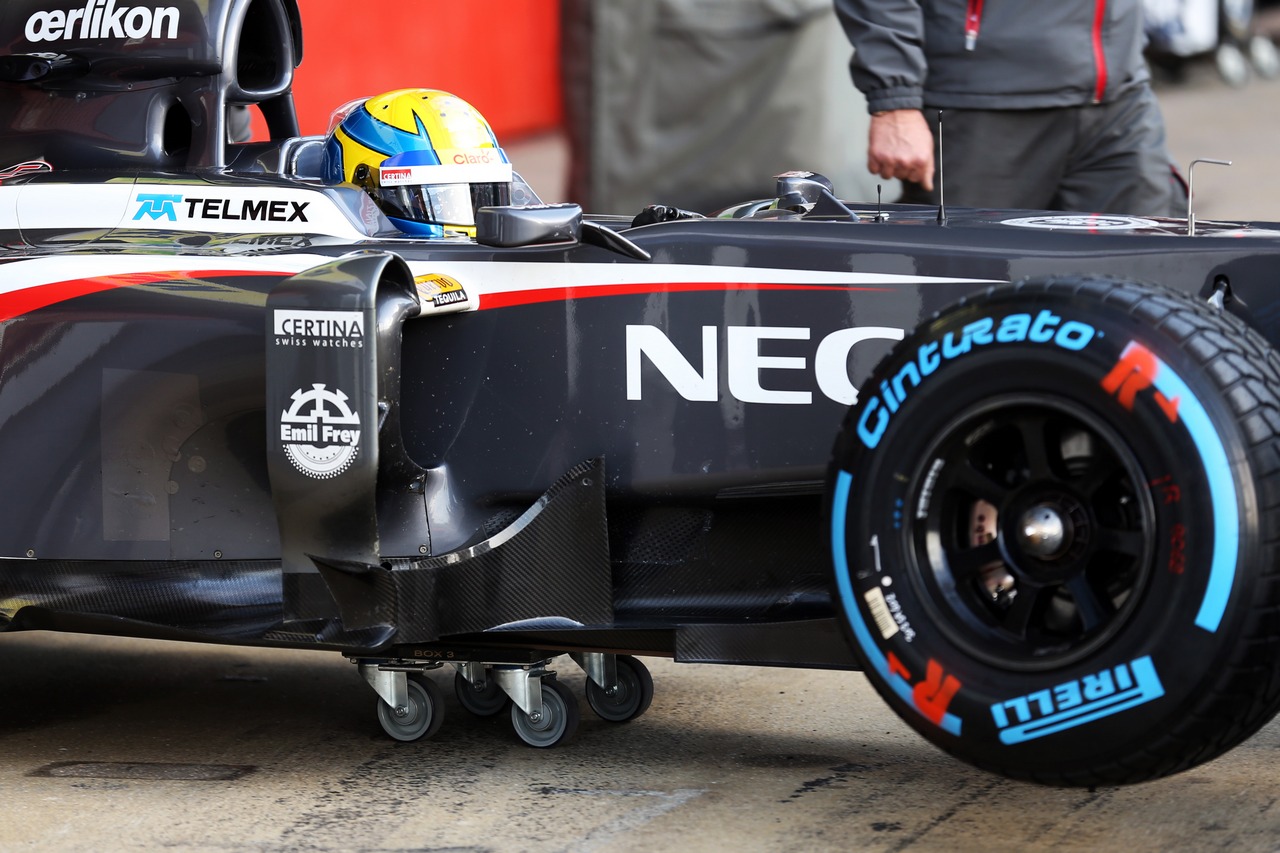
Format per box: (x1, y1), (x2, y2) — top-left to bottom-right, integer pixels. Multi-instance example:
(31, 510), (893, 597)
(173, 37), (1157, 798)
(5, 0), (1280, 785)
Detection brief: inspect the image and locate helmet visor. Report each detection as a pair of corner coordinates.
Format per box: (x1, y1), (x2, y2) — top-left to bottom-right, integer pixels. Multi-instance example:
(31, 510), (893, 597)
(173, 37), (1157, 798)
(379, 181), (511, 227)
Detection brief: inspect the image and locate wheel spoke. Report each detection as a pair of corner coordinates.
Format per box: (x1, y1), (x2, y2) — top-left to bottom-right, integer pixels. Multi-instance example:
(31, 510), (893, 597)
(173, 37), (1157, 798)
(1000, 580), (1047, 639)
(1067, 575), (1112, 633)
(1014, 412), (1057, 481)
(944, 460), (1010, 505)
(946, 539), (1004, 582)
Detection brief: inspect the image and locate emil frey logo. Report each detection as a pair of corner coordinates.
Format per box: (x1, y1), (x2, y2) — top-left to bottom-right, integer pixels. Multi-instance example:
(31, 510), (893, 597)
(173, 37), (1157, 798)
(280, 384), (362, 479)
(25, 2), (181, 42)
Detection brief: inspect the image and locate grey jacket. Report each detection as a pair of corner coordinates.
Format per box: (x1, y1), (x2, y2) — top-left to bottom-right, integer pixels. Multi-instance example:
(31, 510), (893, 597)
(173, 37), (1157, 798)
(834, 0), (1152, 113)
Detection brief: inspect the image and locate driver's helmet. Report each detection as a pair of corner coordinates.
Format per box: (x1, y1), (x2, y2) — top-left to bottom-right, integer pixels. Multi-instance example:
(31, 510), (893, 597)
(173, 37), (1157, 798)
(324, 88), (513, 237)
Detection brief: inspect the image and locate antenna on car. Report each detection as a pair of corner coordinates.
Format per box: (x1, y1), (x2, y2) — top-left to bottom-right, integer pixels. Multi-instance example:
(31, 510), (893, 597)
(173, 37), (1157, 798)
(936, 111), (947, 226)
(1185, 157), (1232, 236)
(874, 184), (888, 222)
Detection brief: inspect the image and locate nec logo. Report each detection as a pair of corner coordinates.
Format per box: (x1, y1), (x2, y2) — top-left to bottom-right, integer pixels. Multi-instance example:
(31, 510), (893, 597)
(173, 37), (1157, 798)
(626, 324), (905, 405)
(25, 2), (180, 42)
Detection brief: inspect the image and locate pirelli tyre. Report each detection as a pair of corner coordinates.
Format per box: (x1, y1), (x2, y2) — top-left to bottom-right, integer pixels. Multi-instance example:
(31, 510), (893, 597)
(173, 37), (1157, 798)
(827, 276), (1280, 786)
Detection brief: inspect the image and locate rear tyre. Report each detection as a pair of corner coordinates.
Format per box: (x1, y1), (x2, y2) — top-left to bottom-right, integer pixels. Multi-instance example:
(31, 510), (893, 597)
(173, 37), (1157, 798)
(828, 276), (1280, 785)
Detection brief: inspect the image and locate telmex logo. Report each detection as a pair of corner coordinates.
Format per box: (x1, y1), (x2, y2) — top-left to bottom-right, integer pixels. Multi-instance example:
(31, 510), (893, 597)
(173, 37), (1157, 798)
(26, 1), (180, 41)
(626, 324), (905, 405)
(132, 193), (310, 223)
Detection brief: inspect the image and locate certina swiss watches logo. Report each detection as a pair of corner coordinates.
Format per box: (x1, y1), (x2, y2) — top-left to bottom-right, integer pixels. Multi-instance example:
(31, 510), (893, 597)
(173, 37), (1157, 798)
(273, 310), (365, 349)
(132, 193), (310, 223)
(280, 384), (362, 479)
(25, 1), (180, 42)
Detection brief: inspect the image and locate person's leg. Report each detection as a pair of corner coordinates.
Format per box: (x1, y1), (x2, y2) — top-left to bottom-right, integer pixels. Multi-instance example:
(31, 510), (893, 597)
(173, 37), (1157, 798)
(1054, 85), (1183, 216)
(899, 108), (1075, 210)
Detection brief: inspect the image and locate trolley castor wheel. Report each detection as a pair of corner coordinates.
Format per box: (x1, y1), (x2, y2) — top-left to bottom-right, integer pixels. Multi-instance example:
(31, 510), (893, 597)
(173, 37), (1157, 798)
(584, 654), (654, 722)
(511, 677), (579, 748)
(376, 674), (444, 742)
(454, 668), (510, 717)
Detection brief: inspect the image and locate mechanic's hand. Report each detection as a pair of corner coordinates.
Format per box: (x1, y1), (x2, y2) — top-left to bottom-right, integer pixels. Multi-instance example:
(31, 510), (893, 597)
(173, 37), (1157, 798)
(867, 110), (935, 192)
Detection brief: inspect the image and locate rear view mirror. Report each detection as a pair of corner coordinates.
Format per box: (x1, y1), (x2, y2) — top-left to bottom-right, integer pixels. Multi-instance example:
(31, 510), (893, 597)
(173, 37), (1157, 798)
(475, 204), (582, 248)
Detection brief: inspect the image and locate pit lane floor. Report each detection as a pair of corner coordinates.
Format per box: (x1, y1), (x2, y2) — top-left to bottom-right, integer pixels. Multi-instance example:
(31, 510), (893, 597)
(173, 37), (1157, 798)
(6, 632), (1280, 853)
(6, 70), (1280, 853)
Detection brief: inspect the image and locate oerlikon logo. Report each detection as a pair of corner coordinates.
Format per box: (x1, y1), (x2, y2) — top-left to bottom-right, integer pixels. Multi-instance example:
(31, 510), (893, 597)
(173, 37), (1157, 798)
(25, 2), (181, 41)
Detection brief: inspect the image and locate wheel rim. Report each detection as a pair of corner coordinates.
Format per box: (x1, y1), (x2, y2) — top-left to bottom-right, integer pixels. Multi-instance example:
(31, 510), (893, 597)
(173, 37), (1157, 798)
(377, 680), (435, 741)
(587, 665), (640, 721)
(512, 683), (567, 747)
(908, 396), (1156, 670)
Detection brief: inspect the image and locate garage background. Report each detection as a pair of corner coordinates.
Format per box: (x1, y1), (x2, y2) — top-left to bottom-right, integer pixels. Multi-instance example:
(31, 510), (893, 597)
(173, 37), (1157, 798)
(269, 0), (879, 212)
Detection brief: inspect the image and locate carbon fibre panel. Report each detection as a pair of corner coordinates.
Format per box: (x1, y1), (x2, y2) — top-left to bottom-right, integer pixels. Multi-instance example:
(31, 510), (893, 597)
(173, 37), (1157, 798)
(675, 618), (860, 670)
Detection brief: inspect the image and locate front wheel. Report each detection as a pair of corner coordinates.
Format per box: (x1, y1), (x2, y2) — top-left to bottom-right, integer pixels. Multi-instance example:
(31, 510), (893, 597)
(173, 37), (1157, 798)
(828, 276), (1280, 785)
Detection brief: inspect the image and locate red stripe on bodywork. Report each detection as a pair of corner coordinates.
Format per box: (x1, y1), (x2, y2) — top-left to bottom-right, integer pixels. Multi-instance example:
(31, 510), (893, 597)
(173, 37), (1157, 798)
(1092, 0), (1108, 103)
(0, 269), (292, 321)
(479, 281), (892, 311)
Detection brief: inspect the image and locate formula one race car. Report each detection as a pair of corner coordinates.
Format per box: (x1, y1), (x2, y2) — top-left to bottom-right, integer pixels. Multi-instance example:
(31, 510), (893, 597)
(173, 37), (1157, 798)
(4, 0), (1280, 788)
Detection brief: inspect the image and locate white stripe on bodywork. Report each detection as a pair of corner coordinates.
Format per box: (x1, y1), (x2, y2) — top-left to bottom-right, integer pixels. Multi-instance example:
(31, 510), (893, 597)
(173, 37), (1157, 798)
(403, 260), (1003, 306)
(0, 254), (334, 295)
(0, 254), (1003, 312)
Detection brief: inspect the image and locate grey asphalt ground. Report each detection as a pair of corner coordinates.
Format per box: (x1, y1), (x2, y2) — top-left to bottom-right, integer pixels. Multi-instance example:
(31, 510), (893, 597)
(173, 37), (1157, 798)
(6, 59), (1280, 853)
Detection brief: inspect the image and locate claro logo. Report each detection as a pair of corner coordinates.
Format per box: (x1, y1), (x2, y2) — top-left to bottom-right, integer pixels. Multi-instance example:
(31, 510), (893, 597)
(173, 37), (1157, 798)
(452, 151), (499, 165)
(25, 1), (180, 42)
(626, 324), (905, 405)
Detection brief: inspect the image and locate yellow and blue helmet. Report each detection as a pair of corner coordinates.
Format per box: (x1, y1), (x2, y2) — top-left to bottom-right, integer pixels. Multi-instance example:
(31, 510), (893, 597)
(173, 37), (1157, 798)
(324, 89), (513, 237)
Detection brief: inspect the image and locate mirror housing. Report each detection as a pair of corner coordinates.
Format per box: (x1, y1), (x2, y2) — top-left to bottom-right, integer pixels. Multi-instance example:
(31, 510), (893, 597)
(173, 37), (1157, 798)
(475, 204), (583, 248)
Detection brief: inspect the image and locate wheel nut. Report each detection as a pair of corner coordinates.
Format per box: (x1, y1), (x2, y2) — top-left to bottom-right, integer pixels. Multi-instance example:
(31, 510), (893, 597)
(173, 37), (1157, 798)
(1018, 504), (1068, 558)
(394, 705), (408, 718)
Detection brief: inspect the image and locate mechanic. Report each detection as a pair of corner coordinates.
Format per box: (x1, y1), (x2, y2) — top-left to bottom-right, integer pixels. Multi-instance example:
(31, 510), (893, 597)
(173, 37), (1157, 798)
(833, 0), (1185, 216)
(324, 88), (526, 237)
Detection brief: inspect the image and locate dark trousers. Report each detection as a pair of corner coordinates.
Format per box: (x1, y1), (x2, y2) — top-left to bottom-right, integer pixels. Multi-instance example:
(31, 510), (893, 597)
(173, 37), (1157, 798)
(900, 85), (1185, 216)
